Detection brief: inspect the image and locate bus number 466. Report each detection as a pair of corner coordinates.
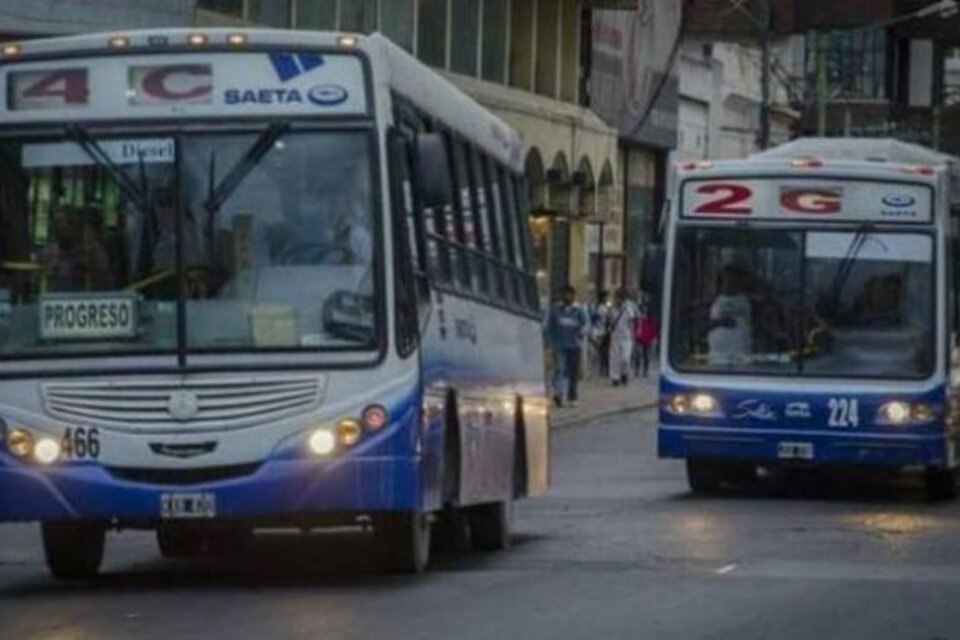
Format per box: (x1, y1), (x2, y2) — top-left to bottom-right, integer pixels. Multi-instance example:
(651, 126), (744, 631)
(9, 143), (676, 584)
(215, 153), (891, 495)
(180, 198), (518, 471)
(60, 427), (101, 460)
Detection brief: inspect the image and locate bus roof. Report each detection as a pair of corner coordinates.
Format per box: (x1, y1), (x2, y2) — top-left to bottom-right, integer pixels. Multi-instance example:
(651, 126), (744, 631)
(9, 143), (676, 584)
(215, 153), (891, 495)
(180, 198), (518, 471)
(366, 34), (525, 172)
(0, 28), (524, 172)
(751, 137), (958, 168)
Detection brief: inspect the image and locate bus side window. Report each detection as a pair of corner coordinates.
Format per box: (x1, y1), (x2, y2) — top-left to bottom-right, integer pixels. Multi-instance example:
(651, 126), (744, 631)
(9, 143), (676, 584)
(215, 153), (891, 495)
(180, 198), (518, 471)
(513, 174), (539, 312)
(450, 138), (486, 294)
(466, 147), (499, 299)
(497, 165), (525, 309)
(388, 128), (423, 357)
(485, 157), (518, 306)
(442, 132), (472, 291)
(412, 131), (454, 286)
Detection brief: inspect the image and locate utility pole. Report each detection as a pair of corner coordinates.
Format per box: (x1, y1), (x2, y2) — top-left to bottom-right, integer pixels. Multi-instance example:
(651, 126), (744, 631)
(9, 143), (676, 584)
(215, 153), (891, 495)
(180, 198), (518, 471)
(816, 31), (829, 135)
(758, 0), (771, 149)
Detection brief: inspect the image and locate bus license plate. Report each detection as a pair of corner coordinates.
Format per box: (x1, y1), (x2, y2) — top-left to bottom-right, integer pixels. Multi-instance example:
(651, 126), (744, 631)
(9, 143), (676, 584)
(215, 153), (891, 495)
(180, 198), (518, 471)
(778, 442), (814, 460)
(160, 493), (216, 519)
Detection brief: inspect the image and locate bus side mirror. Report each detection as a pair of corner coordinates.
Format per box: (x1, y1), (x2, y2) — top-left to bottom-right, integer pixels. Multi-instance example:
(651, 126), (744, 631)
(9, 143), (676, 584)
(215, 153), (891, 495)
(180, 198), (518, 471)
(413, 133), (453, 209)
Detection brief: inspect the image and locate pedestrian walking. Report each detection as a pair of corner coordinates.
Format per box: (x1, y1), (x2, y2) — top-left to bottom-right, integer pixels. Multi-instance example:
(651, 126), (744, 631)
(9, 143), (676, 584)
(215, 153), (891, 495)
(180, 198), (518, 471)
(608, 288), (638, 386)
(546, 285), (589, 407)
(589, 290), (611, 378)
(635, 293), (659, 377)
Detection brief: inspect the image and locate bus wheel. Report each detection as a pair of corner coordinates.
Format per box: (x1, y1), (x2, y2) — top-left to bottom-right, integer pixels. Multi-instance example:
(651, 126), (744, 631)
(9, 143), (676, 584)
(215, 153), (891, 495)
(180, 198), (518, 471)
(41, 521), (105, 580)
(925, 467), (959, 501)
(469, 499), (513, 551)
(686, 458), (722, 494)
(376, 512), (432, 574)
(431, 510), (469, 554)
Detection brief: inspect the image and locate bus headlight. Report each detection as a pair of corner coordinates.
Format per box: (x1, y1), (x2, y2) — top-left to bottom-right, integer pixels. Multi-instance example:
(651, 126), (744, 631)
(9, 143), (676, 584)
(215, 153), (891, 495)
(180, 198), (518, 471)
(690, 394), (719, 415)
(878, 401), (936, 426)
(6, 427), (34, 458)
(33, 438), (61, 465)
(665, 393), (723, 418)
(879, 401), (911, 425)
(666, 394), (689, 415)
(336, 419), (362, 447)
(361, 405), (388, 431)
(308, 429), (337, 456)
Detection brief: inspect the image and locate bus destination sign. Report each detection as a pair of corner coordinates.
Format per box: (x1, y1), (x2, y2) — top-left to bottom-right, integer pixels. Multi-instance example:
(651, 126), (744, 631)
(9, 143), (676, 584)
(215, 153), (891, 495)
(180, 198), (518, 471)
(39, 293), (138, 342)
(681, 178), (933, 223)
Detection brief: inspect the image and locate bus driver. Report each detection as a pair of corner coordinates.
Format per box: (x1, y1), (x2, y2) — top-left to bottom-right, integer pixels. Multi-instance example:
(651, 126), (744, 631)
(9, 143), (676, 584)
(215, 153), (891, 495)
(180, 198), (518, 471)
(706, 264), (753, 363)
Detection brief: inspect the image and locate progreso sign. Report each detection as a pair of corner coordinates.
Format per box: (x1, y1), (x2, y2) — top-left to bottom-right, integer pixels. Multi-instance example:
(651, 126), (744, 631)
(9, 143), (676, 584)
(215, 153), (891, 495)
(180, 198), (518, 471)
(680, 178), (935, 224)
(1, 51), (367, 123)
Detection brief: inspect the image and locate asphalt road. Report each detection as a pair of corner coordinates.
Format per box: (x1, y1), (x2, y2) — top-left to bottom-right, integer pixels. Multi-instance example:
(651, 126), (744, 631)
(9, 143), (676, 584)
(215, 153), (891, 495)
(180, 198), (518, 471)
(3, 409), (960, 640)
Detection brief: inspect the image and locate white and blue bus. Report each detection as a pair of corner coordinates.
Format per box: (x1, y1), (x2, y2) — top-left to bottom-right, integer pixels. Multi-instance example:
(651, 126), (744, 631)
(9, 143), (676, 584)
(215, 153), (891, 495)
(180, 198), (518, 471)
(657, 138), (960, 499)
(0, 29), (548, 578)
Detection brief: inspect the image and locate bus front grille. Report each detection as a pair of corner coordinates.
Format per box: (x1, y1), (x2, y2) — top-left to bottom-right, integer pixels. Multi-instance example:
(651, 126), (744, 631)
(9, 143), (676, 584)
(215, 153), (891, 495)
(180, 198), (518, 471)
(106, 463), (262, 485)
(42, 375), (325, 432)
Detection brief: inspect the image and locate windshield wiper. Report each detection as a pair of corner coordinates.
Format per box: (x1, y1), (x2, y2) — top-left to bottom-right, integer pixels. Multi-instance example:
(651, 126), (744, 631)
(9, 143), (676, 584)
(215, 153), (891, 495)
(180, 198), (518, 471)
(201, 121), (290, 242)
(824, 225), (872, 309)
(68, 125), (153, 218)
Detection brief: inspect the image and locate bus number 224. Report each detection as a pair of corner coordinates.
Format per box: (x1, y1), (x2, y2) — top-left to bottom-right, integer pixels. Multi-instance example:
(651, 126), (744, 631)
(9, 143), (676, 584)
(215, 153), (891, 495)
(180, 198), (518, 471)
(828, 398), (859, 428)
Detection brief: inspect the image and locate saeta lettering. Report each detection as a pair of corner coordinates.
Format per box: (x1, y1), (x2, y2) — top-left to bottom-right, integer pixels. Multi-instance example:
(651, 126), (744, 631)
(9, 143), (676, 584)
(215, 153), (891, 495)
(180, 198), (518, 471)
(224, 88), (305, 105)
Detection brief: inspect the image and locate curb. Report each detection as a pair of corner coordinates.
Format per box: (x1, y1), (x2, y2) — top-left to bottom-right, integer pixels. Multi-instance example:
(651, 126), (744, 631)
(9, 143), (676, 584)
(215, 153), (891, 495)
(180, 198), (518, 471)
(551, 399), (658, 429)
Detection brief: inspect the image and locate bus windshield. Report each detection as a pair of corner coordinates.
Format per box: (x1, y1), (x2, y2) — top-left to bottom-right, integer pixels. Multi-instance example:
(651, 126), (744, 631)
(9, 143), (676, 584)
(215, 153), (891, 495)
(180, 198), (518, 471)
(0, 129), (377, 358)
(669, 227), (934, 379)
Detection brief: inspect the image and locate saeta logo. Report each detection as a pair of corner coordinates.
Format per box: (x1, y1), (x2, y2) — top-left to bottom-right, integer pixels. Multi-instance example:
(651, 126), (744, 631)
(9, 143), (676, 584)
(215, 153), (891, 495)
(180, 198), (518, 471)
(882, 194), (916, 208)
(307, 84), (348, 106)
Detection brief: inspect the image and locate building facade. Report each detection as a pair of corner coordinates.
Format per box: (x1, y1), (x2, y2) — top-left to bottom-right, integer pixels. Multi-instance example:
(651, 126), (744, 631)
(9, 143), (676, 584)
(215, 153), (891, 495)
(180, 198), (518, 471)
(677, 40), (797, 162)
(589, 1), (681, 293)
(686, 0), (960, 155)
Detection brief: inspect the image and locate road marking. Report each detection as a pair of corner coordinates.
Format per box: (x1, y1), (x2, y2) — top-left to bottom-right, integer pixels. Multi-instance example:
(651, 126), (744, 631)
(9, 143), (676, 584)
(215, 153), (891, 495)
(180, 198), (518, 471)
(716, 563), (738, 575)
(735, 560), (960, 584)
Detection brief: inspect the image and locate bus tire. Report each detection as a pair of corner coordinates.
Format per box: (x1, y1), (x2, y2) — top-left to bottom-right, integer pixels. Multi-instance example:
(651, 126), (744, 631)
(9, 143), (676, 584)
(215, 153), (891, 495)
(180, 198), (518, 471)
(377, 512), (432, 574)
(431, 509), (469, 554)
(925, 467), (958, 501)
(513, 396), (529, 499)
(41, 521), (105, 580)
(686, 458), (722, 494)
(469, 498), (513, 552)
(442, 391), (462, 507)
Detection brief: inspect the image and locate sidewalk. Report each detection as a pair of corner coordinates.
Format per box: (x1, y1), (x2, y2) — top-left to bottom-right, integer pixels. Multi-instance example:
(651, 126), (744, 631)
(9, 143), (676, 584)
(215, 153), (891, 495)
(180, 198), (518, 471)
(550, 370), (659, 428)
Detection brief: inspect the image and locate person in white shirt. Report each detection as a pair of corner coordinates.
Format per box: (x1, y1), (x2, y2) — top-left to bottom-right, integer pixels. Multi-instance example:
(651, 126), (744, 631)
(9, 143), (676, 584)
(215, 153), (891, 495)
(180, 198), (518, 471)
(608, 289), (639, 386)
(707, 265), (753, 363)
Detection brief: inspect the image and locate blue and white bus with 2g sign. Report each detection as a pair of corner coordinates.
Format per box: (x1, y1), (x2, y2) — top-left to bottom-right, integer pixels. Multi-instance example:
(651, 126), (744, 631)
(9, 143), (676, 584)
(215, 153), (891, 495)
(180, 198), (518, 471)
(0, 29), (548, 578)
(658, 138), (960, 499)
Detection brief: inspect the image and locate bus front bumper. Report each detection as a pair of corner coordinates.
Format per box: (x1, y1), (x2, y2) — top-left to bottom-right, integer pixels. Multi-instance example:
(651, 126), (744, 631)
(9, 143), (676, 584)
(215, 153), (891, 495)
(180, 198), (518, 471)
(658, 424), (951, 468)
(0, 454), (423, 524)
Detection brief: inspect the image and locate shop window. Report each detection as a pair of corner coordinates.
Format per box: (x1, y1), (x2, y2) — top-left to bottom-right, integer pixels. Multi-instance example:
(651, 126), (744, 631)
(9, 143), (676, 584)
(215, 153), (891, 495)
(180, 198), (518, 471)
(417, 0), (448, 68)
(383, 0), (416, 51)
(341, 0), (378, 32)
(248, 0), (291, 27)
(451, 0), (481, 76)
(197, 0), (243, 17)
(296, 0), (336, 28)
(482, 0), (509, 83)
(806, 28), (888, 100)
